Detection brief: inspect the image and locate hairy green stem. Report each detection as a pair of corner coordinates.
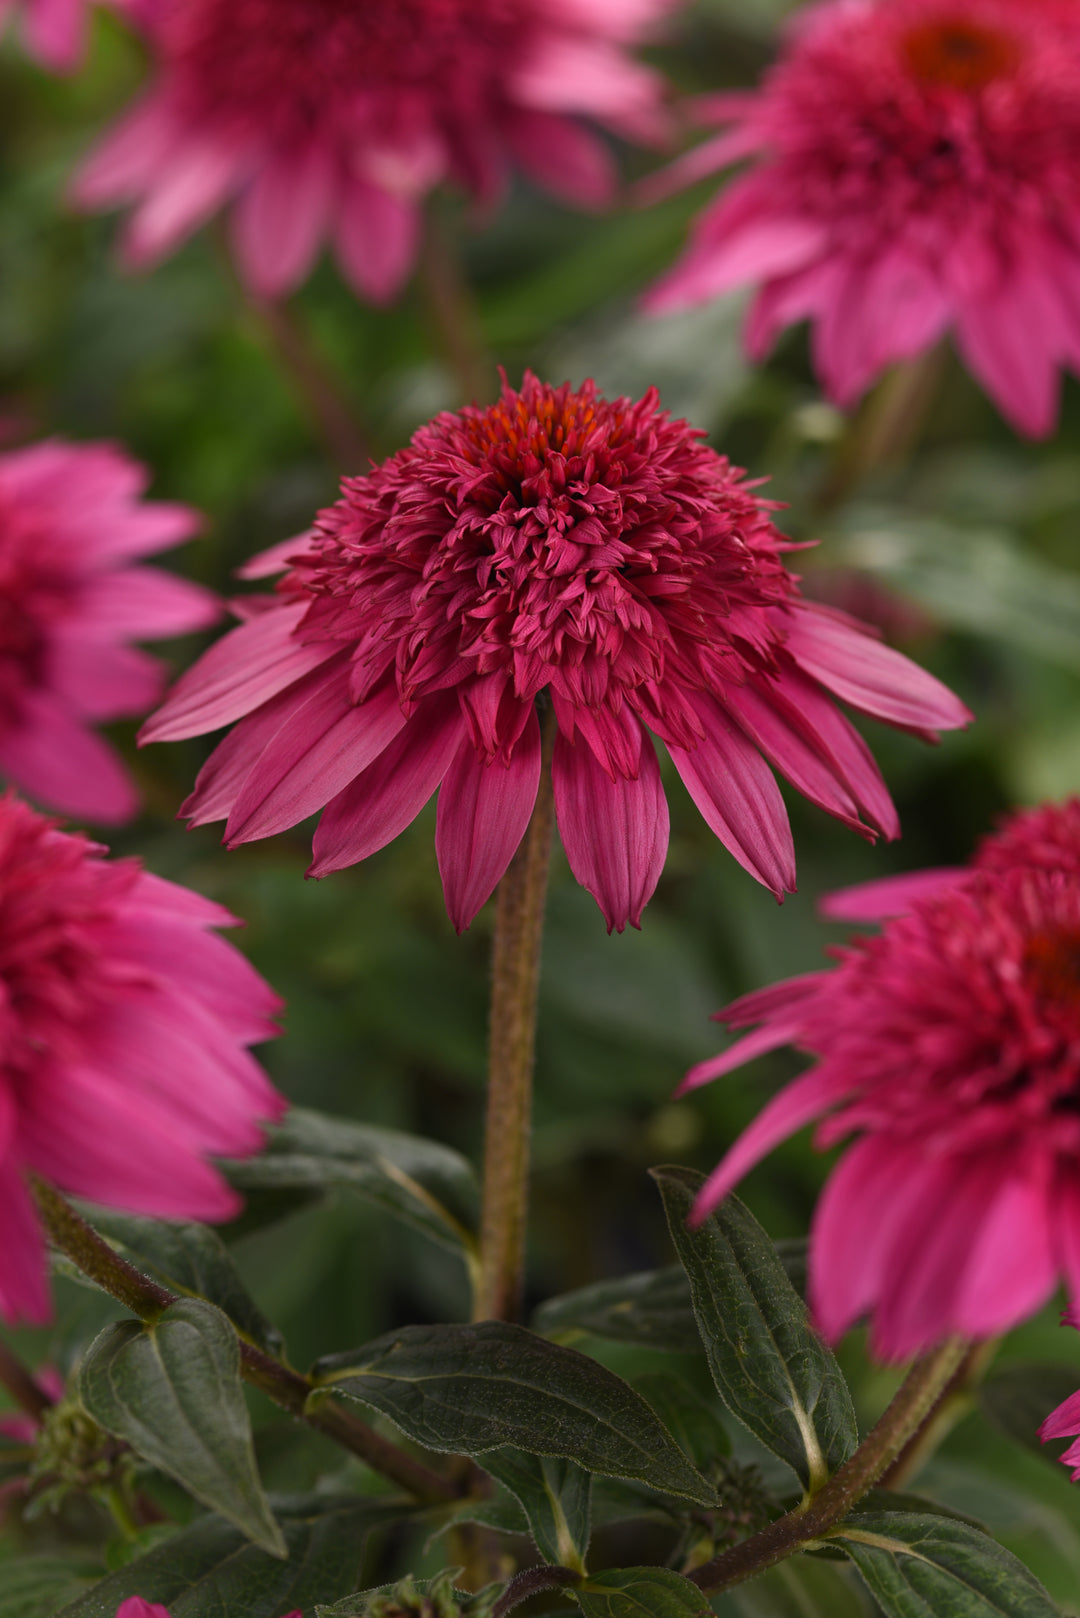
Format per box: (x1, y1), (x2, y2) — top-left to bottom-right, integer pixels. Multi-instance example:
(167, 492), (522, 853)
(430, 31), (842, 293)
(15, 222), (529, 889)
(0, 1335), (54, 1422)
(878, 1339), (996, 1491)
(30, 1177), (456, 1505)
(689, 1337), (969, 1594)
(473, 712), (557, 1324)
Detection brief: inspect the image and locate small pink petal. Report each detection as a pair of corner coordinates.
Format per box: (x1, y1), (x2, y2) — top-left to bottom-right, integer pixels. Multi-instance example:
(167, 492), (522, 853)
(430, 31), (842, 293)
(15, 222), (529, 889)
(678, 1018), (805, 1095)
(0, 692), (138, 824)
(690, 1066), (837, 1225)
(334, 181), (419, 305)
(232, 144), (333, 299)
(819, 868), (968, 923)
(503, 109), (615, 210)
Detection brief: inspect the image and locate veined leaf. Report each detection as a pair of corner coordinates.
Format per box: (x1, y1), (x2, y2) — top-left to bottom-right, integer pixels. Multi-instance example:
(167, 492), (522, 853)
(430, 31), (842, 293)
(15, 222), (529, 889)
(831, 1511), (1061, 1618)
(532, 1268), (701, 1354)
(86, 1209), (282, 1356)
(0, 1559), (94, 1618)
(573, 1568), (712, 1618)
(479, 1449), (592, 1571)
(312, 1321), (717, 1506)
(652, 1167), (857, 1493)
(223, 1106), (478, 1257)
(79, 1298), (284, 1557)
(56, 1495), (402, 1618)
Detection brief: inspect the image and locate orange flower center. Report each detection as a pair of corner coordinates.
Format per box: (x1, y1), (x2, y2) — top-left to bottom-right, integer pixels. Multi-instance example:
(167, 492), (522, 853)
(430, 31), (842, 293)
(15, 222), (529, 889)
(902, 19), (1019, 91)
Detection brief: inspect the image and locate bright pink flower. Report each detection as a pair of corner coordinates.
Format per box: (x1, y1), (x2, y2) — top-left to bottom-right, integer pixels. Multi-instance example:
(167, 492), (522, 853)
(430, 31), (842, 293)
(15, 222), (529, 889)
(72, 0), (675, 304)
(1041, 1300), (1080, 1480)
(0, 0), (150, 72)
(0, 792), (284, 1325)
(142, 373), (968, 933)
(684, 809), (1080, 1360)
(644, 0), (1080, 437)
(115, 1607), (300, 1618)
(0, 437), (218, 825)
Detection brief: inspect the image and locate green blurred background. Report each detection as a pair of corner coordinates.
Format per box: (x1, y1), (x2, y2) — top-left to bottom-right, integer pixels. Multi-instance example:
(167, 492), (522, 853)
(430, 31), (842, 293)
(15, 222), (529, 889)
(2, 0), (1080, 1606)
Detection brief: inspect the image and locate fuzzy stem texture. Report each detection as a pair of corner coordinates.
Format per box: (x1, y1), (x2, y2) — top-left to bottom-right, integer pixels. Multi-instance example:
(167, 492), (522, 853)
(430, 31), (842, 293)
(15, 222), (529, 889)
(419, 206), (494, 406)
(473, 713), (557, 1323)
(0, 1335), (54, 1422)
(689, 1336), (969, 1594)
(30, 1177), (456, 1504)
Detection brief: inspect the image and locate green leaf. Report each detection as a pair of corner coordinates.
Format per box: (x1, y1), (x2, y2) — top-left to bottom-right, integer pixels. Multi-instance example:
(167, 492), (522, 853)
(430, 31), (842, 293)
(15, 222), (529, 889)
(532, 1268), (702, 1353)
(318, 1569), (498, 1618)
(977, 1366), (1080, 1461)
(86, 1209), (282, 1356)
(223, 1106), (478, 1256)
(312, 1321), (717, 1506)
(0, 1560), (94, 1618)
(629, 1373), (731, 1477)
(573, 1568), (712, 1618)
(424, 1485), (531, 1551)
(831, 1511), (1062, 1618)
(56, 1495), (400, 1618)
(478, 1449), (592, 1571)
(839, 513), (1080, 673)
(652, 1167), (858, 1493)
(78, 1298), (285, 1558)
(726, 1559), (870, 1618)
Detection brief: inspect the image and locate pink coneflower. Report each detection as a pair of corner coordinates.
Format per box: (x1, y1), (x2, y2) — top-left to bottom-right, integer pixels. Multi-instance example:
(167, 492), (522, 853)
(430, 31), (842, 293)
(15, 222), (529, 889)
(644, 0), (1080, 438)
(683, 803), (1080, 1360)
(142, 373), (969, 933)
(0, 437), (217, 825)
(1040, 1306), (1080, 1481)
(116, 1607), (300, 1618)
(0, 792), (284, 1325)
(72, 0), (675, 303)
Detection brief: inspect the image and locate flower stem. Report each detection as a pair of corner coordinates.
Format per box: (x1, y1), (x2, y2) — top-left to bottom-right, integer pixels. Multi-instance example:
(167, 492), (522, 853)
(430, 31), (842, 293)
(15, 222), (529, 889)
(878, 1340), (996, 1491)
(251, 297), (374, 471)
(0, 1336), (54, 1422)
(30, 1177), (457, 1505)
(689, 1336), (969, 1595)
(473, 713), (557, 1323)
(418, 205), (493, 406)
(814, 344), (947, 516)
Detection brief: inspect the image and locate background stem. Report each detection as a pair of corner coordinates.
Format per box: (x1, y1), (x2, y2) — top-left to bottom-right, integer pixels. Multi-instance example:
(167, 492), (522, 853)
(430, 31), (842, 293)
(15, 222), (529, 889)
(251, 298), (374, 471)
(30, 1178), (456, 1505)
(419, 207), (493, 406)
(689, 1336), (969, 1594)
(473, 713), (557, 1323)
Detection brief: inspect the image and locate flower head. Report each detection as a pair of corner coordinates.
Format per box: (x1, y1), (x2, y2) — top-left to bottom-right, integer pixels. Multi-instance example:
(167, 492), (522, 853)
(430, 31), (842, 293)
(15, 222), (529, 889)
(0, 792), (284, 1325)
(683, 798), (1080, 1360)
(645, 0), (1080, 437)
(72, 0), (674, 303)
(116, 1606), (300, 1618)
(0, 437), (217, 824)
(143, 373), (968, 933)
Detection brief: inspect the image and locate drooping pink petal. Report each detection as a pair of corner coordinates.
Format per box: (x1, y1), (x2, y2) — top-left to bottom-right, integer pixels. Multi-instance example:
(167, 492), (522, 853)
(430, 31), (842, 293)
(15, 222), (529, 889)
(809, 1134), (915, 1344)
(122, 140), (246, 268)
(646, 207), (827, 314)
(225, 669), (408, 845)
(955, 270), (1062, 439)
(334, 181), (420, 306)
(503, 109), (615, 209)
(552, 724), (669, 932)
(782, 604), (973, 733)
(1040, 1389), (1080, 1443)
(115, 1601), (173, 1618)
(769, 664), (900, 839)
(668, 695), (796, 898)
(22, 0), (84, 72)
(435, 710), (542, 933)
(70, 97), (182, 207)
(231, 143), (333, 299)
(78, 567), (220, 638)
(722, 678), (866, 836)
(0, 692), (138, 825)
(819, 868), (968, 923)
(139, 603), (339, 743)
(690, 1066), (838, 1226)
(47, 637), (163, 722)
(678, 1018), (808, 1095)
(309, 694), (466, 877)
(953, 1169), (1057, 1339)
(0, 1165), (50, 1326)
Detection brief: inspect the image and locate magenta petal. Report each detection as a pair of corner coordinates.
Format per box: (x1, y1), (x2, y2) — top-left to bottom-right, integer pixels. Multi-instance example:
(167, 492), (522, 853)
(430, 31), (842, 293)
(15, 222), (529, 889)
(783, 604), (973, 733)
(140, 604), (340, 743)
(690, 1066), (837, 1226)
(115, 1602), (173, 1618)
(334, 181), (420, 305)
(435, 710), (541, 933)
(23, 0), (83, 71)
(47, 637), (163, 721)
(0, 692), (138, 824)
(1040, 1389), (1080, 1443)
(552, 724), (669, 932)
(668, 694), (796, 897)
(770, 664), (900, 839)
(123, 139), (243, 267)
(954, 1170), (1057, 1340)
(309, 693), (465, 877)
(503, 109), (615, 209)
(232, 144), (332, 298)
(678, 1018), (805, 1096)
(722, 678), (865, 835)
(0, 1163), (50, 1326)
(1055, 1166), (1080, 1303)
(78, 567), (220, 638)
(819, 868), (968, 923)
(810, 1135), (906, 1344)
(225, 672), (407, 845)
